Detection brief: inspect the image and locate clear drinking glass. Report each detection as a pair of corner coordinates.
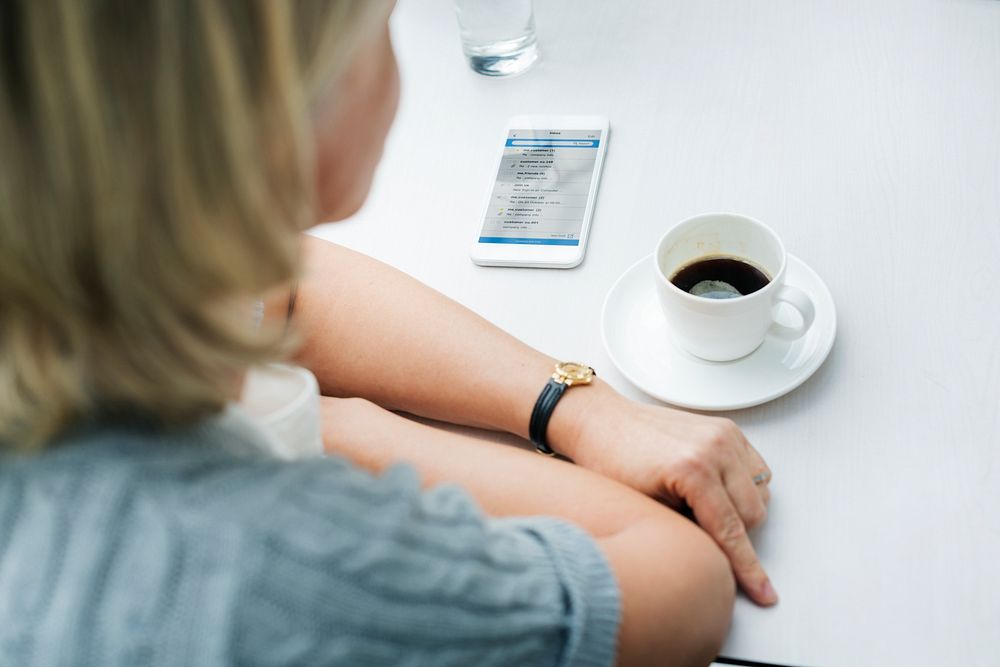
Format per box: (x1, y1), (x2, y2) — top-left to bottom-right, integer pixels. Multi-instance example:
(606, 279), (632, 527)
(454, 0), (538, 77)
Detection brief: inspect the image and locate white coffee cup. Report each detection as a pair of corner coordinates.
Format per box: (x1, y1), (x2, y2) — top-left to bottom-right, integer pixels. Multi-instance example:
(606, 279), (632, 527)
(654, 213), (815, 362)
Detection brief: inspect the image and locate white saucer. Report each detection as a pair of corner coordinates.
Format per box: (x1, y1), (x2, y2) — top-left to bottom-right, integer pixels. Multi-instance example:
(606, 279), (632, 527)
(601, 254), (837, 411)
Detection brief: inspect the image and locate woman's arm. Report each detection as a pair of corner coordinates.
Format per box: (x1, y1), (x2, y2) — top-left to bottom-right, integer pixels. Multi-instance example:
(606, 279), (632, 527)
(276, 234), (776, 606)
(289, 235), (572, 438)
(321, 396), (735, 667)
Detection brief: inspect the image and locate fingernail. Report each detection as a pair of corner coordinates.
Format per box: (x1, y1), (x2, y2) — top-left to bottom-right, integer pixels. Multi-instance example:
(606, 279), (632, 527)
(760, 579), (778, 604)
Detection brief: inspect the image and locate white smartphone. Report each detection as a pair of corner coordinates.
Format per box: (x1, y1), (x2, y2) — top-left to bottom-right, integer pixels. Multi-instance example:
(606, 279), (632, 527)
(470, 114), (609, 268)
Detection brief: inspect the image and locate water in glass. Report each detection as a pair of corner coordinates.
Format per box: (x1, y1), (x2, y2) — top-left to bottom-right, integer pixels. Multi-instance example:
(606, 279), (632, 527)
(454, 0), (538, 77)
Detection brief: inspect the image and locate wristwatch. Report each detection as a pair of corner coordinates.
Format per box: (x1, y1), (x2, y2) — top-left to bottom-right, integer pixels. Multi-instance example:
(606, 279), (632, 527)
(529, 362), (596, 456)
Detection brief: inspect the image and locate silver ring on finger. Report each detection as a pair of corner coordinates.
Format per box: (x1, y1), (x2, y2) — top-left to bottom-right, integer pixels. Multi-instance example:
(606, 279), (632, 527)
(752, 471), (772, 486)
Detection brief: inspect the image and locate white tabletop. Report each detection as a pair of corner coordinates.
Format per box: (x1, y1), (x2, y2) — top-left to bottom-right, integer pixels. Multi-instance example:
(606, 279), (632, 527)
(311, 1), (1000, 664)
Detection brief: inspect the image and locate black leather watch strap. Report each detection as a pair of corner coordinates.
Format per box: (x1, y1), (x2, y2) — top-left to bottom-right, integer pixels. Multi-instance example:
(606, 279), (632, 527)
(529, 378), (567, 455)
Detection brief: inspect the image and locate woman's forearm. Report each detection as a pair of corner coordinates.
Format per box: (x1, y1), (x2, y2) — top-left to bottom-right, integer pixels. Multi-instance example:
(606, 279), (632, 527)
(290, 235), (612, 456)
(320, 396), (660, 537)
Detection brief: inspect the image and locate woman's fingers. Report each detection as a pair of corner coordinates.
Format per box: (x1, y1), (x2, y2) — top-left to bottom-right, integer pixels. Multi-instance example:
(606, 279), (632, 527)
(730, 432), (771, 506)
(757, 480), (771, 505)
(722, 431), (770, 528)
(689, 482), (778, 606)
(723, 467), (768, 530)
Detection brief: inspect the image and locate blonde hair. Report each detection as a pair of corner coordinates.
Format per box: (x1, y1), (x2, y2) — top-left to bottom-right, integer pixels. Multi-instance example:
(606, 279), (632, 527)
(0, 0), (385, 447)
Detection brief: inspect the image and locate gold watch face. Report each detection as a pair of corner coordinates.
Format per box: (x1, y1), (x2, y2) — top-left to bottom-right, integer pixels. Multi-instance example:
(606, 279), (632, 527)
(555, 362), (594, 385)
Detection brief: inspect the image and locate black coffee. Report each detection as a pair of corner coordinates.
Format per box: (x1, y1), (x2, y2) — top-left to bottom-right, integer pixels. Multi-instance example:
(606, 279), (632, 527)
(670, 256), (770, 299)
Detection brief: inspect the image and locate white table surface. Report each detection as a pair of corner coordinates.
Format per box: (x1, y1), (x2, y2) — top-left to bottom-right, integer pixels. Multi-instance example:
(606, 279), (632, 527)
(311, 1), (1000, 665)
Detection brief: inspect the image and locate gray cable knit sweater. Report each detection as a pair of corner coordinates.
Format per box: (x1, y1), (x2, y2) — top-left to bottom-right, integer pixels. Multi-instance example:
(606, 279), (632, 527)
(0, 409), (620, 666)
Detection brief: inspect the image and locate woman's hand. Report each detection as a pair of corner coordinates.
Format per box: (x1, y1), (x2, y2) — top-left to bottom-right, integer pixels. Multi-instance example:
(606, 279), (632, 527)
(550, 387), (777, 606)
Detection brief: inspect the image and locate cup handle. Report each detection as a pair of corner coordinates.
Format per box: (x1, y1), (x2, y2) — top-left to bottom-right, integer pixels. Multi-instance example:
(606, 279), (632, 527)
(768, 285), (815, 341)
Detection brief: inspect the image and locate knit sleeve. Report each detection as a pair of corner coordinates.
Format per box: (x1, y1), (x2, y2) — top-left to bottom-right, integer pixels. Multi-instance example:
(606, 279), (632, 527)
(231, 458), (621, 667)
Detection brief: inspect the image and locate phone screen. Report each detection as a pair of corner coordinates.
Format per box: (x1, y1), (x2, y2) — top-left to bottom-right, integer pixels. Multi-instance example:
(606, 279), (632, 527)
(478, 128), (603, 246)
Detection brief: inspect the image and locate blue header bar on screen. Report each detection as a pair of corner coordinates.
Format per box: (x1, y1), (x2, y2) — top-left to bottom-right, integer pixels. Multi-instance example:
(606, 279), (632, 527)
(478, 237), (580, 246)
(505, 138), (600, 148)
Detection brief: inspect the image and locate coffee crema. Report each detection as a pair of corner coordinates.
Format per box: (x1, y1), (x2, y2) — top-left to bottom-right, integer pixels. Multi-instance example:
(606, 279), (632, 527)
(670, 256), (770, 299)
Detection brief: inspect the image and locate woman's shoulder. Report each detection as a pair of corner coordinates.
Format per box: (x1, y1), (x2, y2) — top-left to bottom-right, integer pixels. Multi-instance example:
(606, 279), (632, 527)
(0, 411), (619, 666)
(1, 405), (484, 566)
(3, 406), (427, 526)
